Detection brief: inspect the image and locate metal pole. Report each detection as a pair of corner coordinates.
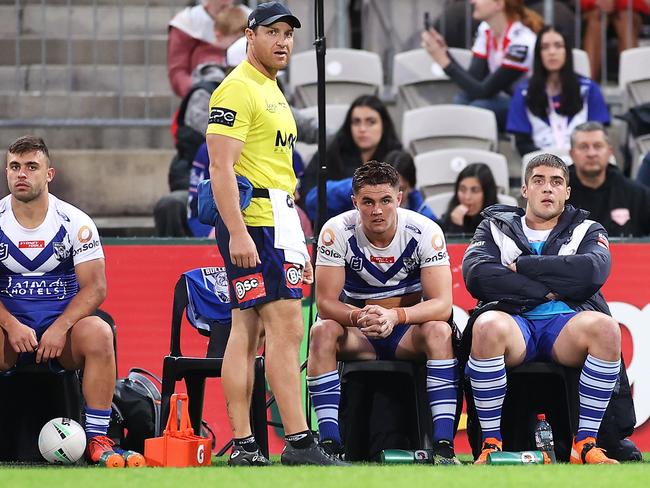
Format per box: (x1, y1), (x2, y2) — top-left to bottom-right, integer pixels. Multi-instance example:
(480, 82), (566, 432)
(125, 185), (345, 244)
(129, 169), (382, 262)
(336, 0), (348, 47)
(626, 0), (633, 50)
(543, 0), (554, 26)
(464, 0), (472, 49)
(575, 0), (582, 49)
(600, 9), (607, 83)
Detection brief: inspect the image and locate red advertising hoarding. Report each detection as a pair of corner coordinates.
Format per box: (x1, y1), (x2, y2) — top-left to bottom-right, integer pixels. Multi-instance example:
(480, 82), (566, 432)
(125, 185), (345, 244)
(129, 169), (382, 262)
(102, 242), (650, 453)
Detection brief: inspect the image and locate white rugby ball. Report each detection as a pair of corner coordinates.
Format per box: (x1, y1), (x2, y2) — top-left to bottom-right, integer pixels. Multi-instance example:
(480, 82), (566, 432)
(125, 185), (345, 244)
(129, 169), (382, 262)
(38, 417), (87, 464)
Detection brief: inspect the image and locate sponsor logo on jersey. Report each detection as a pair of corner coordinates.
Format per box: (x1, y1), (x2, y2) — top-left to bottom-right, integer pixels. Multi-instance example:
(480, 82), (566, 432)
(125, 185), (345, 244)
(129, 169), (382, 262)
(275, 131), (296, 151)
(53, 242), (71, 261)
(233, 273), (266, 302)
(350, 256), (363, 271)
(370, 256), (394, 264)
(284, 264), (302, 288)
(4, 276), (67, 300)
(77, 226), (93, 243)
(19, 240), (45, 249)
(318, 245), (341, 258)
(208, 107), (237, 127)
(321, 228), (335, 246)
(0, 243), (7, 261)
(424, 251), (448, 263)
(431, 234), (445, 252)
(468, 240), (485, 249)
(597, 233), (610, 250)
(505, 44), (528, 64)
(405, 224), (421, 234)
(72, 239), (101, 257)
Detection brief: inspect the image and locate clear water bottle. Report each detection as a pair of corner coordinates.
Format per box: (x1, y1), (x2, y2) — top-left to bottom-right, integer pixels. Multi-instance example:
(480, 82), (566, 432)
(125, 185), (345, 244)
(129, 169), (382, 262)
(534, 413), (556, 463)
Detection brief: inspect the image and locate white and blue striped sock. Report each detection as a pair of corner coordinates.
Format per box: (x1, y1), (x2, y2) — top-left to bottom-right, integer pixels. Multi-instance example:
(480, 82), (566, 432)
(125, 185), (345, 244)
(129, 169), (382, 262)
(576, 354), (621, 442)
(426, 358), (459, 443)
(85, 406), (111, 439)
(467, 355), (507, 442)
(307, 370), (342, 444)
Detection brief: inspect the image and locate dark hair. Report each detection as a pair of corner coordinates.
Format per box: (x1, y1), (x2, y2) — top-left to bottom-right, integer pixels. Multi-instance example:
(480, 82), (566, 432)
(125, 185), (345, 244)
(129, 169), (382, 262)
(384, 150), (416, 187)
(526, 26), (582, 120)
(7, 135), (50, 163)
(524, 153), (569, 185)
(326, 95), (402, 180)
(445, 163), (498, 215)
(352, 160), (400, 194)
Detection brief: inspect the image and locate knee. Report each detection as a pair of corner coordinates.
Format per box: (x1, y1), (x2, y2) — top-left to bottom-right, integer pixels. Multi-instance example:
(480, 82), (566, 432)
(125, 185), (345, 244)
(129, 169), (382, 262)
(76, 317), (115, 360)
(420, 321), (453, 346)
(590, 314), (621, 352)
(471, 312), (510, 344)
(309, 320), (343, 354)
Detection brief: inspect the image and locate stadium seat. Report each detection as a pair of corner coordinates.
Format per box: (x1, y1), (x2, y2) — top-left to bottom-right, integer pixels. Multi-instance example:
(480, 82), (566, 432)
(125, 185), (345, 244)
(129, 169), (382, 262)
(289, 48), (383, 108)
(295, 104), (349, 164)
(393, 47), (472, 110)
(338, 360), (434, 461)
(414, 148), (510, 197)
(159, 271), (269, 458)
(401, 105), (498, 155)
(572, 49), (591, 79)
(465, 362), (579, 462)
(619, 46), (650, 109)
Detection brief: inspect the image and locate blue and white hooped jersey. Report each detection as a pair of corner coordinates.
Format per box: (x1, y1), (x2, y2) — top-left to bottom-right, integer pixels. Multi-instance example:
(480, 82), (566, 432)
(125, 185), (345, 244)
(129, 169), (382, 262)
(316, 208), (450, 300)
(0, 194), (104, 329)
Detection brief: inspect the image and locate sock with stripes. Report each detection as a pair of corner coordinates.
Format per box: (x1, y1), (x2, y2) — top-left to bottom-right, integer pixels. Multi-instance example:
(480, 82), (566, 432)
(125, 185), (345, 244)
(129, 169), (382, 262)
(467, 355), (507, 442)
(84, 406), (112, 440)
(307, 370), (342, 444)
(426, 358), (459, 443)
(576, 354), (621, 442)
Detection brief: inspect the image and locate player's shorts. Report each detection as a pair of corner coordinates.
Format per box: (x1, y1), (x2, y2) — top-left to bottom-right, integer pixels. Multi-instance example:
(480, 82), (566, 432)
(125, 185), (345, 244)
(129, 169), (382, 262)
(1, 319), (65, 376)
(216, 217), (304, 310)
(512, 312), (577, 362)
(367, 324), (410, 360)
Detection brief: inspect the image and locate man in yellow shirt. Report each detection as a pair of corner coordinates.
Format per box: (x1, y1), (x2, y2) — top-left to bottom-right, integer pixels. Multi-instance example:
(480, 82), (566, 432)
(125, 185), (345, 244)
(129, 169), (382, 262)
(207, 1), (345, 466)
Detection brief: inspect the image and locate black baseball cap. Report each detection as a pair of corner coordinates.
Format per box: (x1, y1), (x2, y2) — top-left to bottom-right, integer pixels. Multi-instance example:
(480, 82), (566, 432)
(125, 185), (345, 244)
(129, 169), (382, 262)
(248, 1), (301, 29)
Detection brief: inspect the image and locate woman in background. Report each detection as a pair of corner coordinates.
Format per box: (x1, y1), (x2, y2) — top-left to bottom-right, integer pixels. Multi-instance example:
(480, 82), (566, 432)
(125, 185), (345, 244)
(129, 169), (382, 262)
(439, 163), (499, 235)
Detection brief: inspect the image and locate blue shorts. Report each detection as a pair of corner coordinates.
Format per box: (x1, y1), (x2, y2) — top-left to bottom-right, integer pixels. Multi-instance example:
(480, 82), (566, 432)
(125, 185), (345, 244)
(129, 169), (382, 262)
(216, 218), (304, 310)
(2, 325), (65, 376)
(367, 324), (410, 360)
(512, 312), (577, 362)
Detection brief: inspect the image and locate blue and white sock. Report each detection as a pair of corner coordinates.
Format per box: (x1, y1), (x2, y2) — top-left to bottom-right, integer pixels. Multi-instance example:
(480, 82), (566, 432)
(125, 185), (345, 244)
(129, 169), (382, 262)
(467, 355), (507, 442)
(85, 406), (112, 439)
(307, 370), (342, 444)
(426, 359), (459, 443)
(576, 354), (621, 442)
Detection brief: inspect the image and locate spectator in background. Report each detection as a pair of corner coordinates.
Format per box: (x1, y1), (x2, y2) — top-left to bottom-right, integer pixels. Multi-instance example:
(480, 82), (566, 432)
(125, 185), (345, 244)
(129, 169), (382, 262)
(304, 150), (437, 222)
(167, 0), (241, 97)
(582, 0), (650, 81)
(568, 122), (650, 237)
(507, 26), (610, 156)
(438, 163), (499, 236)
(300, 95), (402, 199)
(636, 152), (650, 189)
(422, 0), (542, 131)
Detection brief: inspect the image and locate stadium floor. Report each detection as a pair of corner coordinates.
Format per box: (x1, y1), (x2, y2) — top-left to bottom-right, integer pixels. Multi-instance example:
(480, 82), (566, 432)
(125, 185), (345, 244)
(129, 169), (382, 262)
(1, 454), (647, 488)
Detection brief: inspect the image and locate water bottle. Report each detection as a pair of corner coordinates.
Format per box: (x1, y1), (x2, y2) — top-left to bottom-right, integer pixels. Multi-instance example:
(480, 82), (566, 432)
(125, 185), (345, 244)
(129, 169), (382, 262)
(534, 413), (556, 463)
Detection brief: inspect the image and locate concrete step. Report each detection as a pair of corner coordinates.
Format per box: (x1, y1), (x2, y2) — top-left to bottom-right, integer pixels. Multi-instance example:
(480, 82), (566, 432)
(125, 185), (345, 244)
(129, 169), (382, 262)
(93, 216), (156, 238)
(0, 36), (168, 65)
(2, 64), (171, 93)
(0, 123), (174, 150)
(0, 149), (172, 216)
(0, 91), (178, 119)
(0, 5), (174, 38)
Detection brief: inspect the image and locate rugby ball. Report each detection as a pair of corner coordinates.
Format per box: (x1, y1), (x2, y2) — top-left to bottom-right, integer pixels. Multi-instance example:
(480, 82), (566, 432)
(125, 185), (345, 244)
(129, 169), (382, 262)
(38, 417), (87, 464)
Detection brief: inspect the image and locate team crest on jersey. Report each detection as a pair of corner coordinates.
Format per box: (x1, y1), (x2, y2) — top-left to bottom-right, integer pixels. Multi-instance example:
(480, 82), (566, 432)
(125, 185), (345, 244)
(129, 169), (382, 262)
(350, 256), (363, 272)
(201, 267), (230, 303)
(0, 243), (7, 261)
(53, 242), (70, 261)
(403, 257), (419, 273)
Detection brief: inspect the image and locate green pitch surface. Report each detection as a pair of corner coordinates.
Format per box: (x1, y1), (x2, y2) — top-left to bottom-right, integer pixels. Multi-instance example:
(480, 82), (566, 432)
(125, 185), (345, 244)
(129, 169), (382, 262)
(1, 455), (648, 488)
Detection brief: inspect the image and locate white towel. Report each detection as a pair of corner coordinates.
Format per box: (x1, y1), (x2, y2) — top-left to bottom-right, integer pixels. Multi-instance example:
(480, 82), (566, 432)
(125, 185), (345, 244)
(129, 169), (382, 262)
(269, 189), (309, 266)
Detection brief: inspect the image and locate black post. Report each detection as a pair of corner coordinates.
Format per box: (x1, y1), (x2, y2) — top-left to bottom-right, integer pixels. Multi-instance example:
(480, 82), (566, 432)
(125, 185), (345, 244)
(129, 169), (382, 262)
(305, 0), (327, 429)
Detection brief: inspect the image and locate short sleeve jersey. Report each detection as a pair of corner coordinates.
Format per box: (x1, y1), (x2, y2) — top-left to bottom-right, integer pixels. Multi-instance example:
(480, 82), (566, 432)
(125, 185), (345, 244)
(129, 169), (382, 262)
(507, 76), (610, 149)
(316, 208), (450, 300)
(206, 60), (297, 227)
(472, 20), (536, 74)
(0, 194), (104, 329)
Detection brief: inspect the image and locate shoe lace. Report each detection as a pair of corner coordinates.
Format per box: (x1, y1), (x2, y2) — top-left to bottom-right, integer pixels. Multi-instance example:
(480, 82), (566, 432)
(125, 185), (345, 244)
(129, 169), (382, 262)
(581, 442), (610, 464)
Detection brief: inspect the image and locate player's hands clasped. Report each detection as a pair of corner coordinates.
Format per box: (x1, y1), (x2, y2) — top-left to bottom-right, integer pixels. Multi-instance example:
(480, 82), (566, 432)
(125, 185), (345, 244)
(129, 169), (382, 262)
(230, 231), (260, 268)
(6, 320), (38, 353)
(36, 325), (67, 363)
(357, 305), (397, 339)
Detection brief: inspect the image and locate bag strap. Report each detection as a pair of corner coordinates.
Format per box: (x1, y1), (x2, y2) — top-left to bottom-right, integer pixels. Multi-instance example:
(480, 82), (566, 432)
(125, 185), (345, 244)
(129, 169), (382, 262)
(128, 367), (162, 385)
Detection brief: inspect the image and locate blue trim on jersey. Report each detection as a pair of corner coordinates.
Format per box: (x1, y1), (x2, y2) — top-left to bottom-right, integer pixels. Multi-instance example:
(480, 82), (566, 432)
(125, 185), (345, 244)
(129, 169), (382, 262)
(343, 269), (421, 294)
(347, 235), (419, 284)
(0, 225), (69, 271)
